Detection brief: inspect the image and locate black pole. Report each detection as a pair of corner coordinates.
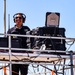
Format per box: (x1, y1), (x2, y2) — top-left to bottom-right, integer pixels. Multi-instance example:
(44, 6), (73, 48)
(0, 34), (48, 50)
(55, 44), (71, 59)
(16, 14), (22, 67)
(63, 58), (66, 75)
(70, 51), (74, 75)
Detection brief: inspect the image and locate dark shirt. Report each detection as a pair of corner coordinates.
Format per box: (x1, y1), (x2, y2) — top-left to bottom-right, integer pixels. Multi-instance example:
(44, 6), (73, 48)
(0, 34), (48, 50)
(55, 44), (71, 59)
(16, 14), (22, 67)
(7, 25), (30, 49)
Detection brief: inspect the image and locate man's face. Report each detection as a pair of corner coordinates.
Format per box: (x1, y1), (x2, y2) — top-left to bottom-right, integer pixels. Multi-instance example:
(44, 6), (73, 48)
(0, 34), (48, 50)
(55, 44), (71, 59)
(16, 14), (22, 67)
(15, 14), (23, 26)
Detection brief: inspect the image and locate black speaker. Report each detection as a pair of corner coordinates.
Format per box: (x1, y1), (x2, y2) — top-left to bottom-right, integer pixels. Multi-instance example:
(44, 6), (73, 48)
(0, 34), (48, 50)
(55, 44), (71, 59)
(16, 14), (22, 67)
(0, 37), (8, 47)
(0, 37), (22, 52)
(0, 37), (22, 48)
(26, 27), (66, 55)
(34, 27), (66, 55)
(39, 27), (65, 37)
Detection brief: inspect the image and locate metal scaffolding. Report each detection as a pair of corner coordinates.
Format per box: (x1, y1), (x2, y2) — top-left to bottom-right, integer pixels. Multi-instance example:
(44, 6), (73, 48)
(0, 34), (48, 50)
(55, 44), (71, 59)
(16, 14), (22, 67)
(0, 33), (75, 75)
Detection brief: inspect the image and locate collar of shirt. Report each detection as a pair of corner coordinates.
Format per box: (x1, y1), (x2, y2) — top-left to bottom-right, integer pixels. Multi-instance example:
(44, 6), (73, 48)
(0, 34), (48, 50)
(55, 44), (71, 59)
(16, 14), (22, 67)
(14, 25), (23, 29)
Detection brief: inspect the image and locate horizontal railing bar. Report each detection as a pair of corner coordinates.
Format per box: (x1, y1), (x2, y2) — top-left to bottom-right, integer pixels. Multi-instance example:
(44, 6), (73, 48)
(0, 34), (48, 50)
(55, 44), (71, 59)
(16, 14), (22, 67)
(0, 33), (75, 41)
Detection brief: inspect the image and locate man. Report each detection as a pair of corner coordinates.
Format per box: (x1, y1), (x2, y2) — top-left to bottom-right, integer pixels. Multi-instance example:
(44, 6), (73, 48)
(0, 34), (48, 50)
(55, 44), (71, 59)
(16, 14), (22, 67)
(7, 13), (30, 75)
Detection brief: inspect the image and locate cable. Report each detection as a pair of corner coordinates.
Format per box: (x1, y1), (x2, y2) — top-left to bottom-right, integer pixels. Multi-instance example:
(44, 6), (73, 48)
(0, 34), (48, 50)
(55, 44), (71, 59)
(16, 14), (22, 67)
(66, 41), (74, 51)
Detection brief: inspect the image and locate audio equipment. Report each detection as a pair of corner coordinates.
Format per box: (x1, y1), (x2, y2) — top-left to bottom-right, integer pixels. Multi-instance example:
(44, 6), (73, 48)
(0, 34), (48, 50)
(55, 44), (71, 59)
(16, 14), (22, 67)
(39, 27), (66, 54)
(13, 13), (26, 23)
(26, 27), (66, 55)
(0, 37), (22, 52)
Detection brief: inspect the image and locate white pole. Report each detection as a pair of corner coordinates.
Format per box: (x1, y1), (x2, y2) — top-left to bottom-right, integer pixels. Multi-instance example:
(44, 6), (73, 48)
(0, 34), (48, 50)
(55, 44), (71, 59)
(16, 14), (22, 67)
(4, 0), (6, 37)
(3, 1), (7, 75)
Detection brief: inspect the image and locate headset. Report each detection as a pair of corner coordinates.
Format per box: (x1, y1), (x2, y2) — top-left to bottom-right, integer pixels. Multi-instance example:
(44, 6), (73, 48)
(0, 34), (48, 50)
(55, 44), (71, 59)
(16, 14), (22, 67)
(13, 13), (26, 23)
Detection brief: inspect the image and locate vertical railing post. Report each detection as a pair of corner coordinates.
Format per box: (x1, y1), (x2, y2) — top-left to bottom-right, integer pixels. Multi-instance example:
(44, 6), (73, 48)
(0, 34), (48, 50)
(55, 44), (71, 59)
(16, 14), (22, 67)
(70, 51), (74, 75)
(8, 34), (12, 75)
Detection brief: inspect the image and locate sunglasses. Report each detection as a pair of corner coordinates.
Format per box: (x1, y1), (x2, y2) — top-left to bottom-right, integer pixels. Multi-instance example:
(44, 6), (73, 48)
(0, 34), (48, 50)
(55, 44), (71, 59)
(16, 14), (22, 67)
(15, 17), (23, 19)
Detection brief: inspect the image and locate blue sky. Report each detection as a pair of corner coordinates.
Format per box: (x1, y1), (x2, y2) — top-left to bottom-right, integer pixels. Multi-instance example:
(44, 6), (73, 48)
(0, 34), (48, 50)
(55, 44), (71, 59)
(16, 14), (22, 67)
(0, 0), (75, 38)
(0, 0), (75, 75)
